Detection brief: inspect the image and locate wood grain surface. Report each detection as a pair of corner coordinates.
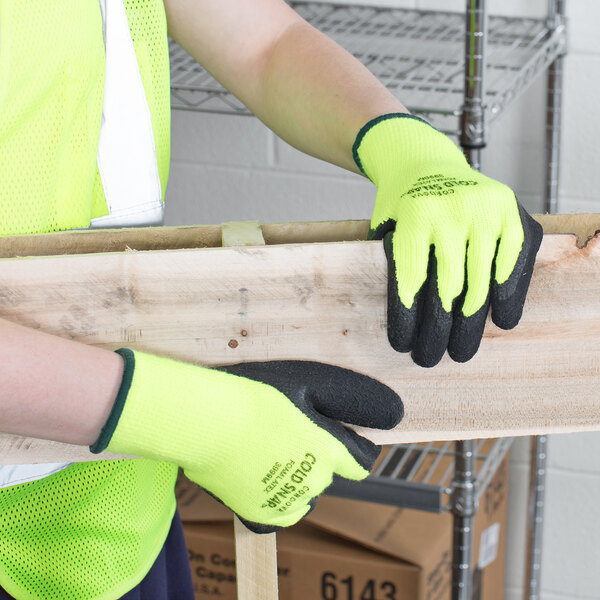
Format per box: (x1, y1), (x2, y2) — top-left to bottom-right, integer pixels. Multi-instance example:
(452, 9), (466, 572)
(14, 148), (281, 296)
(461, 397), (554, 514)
(0, 215), (598, 463)
(234, 516), (279, 600)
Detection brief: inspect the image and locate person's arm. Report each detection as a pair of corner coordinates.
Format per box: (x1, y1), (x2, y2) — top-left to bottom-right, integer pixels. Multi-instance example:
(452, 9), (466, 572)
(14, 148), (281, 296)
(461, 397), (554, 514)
(0, 319), (403, 532)
(164, 0), (408, 173)
(0, 317), (123, 445)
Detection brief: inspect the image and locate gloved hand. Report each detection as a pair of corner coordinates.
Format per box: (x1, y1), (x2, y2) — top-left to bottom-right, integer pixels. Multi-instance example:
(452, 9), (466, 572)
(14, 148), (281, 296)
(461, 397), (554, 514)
(90, 350), (403, 533)
(353, 113), (543, 367)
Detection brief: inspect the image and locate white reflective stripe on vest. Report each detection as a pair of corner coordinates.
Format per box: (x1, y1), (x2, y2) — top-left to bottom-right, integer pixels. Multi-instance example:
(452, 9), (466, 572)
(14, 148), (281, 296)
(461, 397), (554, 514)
(0, 0), (163, 490)
(0, 463), (76, 490)
(94, 0), (163, 228)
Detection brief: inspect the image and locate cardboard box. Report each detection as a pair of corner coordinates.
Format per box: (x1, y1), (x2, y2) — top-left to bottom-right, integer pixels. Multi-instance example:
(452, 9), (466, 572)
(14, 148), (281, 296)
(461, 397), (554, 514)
(177, 444), (509, 600)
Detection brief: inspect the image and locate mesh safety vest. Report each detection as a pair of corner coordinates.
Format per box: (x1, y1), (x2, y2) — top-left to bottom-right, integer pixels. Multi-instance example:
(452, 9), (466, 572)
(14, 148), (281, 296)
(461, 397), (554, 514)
(0, 1), (179, 598)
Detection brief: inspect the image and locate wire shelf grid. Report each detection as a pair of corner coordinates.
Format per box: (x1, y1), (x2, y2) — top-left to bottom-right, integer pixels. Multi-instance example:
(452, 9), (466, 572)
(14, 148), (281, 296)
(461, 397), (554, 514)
(325, 438), (513, 513)
(169, 2), (566, 135)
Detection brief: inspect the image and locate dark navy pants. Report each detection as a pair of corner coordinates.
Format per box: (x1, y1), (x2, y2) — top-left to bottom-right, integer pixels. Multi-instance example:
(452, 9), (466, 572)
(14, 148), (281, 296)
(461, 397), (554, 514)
(0, 510), (195, 599)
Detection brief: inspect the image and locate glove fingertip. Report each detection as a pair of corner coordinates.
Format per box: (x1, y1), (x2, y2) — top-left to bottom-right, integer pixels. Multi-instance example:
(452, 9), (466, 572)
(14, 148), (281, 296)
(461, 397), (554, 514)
(341, 374), (404, 430)
(447, 296), (490, 363)
(491, 204), (543, 330)
(491, 305), (522, 330)
(298, 362), (404, 430)
(352, 381), (405, 430)
(411, 348), (444, 368)
(382, 396), (405, 429)
(447, 340), (481, 363)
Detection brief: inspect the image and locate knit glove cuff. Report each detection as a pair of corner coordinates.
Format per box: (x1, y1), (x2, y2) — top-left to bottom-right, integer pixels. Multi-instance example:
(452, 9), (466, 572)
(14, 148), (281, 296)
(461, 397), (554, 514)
(352, 113), (468, 186)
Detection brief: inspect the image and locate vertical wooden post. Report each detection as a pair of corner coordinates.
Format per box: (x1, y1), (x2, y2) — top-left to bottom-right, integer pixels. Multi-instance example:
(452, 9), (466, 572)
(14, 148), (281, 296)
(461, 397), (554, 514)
(233, 517), (279, 600)
(221, 221), (279, 600)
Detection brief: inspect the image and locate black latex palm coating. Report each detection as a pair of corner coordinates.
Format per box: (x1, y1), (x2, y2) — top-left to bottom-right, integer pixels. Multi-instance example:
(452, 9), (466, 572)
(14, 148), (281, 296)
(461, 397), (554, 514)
(447, 291), (490, 363)
(412, 250), (455, 368)
(383, 233), (452, 368)
(447, 247), (492, 363)
(199, 487), (320, 534)
(448, 204), (542, 363)
(382, 231), (422, 354)
(378, 201), (543, 368)
(490, 204), (544, 330)
(217, 360), (404, 534)
(218, 360), (404, 472)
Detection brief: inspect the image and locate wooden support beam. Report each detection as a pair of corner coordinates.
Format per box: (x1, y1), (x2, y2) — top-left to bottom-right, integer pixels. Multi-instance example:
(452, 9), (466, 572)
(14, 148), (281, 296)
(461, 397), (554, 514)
(233, 517), (279, 600)
(0, 214), (598, 464)
(221, 222), (279, 600)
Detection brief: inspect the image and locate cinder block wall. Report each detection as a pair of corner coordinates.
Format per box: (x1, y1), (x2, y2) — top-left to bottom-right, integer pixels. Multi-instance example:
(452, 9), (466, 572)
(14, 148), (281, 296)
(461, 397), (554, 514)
(164, 2), (600, 599)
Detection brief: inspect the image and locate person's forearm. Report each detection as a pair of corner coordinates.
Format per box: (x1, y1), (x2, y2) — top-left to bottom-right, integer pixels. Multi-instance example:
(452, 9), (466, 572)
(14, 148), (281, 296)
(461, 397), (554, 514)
(250, 20), (408, 173)
(165, 0), (408, 174)
(0, 318), (123, 446)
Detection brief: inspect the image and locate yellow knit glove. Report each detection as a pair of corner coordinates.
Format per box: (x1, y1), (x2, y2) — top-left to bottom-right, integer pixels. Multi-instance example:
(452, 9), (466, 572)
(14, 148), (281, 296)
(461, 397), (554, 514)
(354, 114), (543, 367)
(91, 351), (403, 532)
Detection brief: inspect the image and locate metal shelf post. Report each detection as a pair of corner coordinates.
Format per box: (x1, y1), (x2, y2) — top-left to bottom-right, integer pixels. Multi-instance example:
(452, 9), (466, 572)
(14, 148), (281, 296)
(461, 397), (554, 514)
(525, 435), (548, 600)
(451, 440), (478, 600)
(525, 7), (565, 598)
(461, 0), (487, 169)
(454, 2), (488, 590)
(544, 0), (566, 213)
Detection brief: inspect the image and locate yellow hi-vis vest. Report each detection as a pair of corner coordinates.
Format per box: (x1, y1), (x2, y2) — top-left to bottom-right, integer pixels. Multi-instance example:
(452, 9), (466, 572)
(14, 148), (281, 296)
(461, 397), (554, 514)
(0, 0), (171, 233)
(0, 2), (178, 598)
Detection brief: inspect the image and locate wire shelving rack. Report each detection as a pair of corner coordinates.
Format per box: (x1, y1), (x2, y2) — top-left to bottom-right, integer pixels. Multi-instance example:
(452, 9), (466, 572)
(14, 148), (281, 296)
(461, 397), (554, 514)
(327, 438), (513, 513)
(169, 0), (566, 205)
(169, 3), (565, 134)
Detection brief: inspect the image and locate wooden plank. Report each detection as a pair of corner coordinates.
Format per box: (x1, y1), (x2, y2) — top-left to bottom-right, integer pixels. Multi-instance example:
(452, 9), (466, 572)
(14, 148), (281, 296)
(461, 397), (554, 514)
(0, 215), (598, 463)
(234, 517), (279, 600)
(1, 213), (596, 258)
(0, 224), (223, 258)
(222, 222), (279, 600)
